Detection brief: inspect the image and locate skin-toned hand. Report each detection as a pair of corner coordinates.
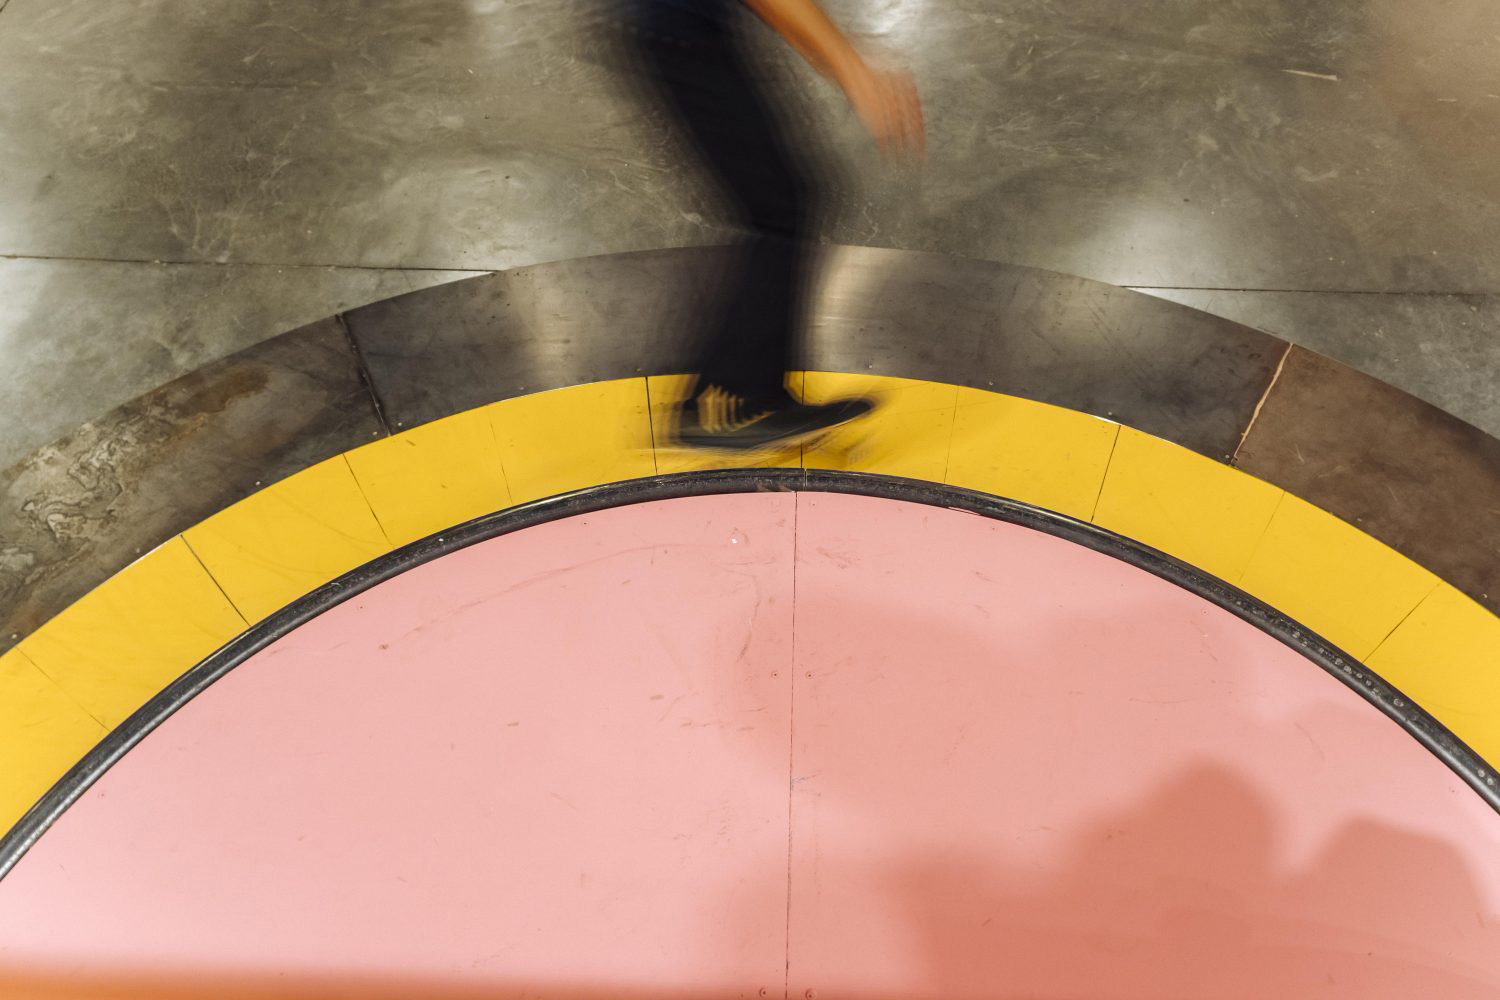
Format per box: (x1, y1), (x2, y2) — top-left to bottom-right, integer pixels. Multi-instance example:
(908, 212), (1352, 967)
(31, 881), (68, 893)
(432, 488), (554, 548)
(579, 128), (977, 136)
(835, 55), (925, 156)
(742, 0), (926, 158)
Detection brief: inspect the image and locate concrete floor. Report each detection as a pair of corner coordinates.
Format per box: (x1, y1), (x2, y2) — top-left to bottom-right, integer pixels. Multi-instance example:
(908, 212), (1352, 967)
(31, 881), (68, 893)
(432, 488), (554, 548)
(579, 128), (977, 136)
(2, 0), (1498, 468)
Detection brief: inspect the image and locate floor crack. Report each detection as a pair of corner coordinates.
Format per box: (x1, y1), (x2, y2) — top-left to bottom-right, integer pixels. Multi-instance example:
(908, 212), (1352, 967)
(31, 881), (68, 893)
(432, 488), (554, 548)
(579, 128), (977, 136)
(1233, 342), (1293, 465)
(336, 312), (394, 437)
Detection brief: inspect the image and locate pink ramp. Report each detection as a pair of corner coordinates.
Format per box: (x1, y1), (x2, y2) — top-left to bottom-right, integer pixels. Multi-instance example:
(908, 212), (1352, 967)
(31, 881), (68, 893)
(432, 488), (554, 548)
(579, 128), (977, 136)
(0, 491), (1496, 999)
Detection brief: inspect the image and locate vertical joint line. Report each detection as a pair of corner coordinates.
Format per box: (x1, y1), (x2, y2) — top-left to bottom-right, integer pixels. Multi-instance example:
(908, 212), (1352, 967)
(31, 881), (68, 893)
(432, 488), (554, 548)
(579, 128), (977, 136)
(14, 647), (109, 730)
(486, 407), (515, 504)
(643, 376), (662, 476)
(1088, 425), (1123, 524)
(1235, 490), (1287, 587)
(939, 384), (962, 486)
(783, 492), (801, 996)
(337, 312), (394, 437)
(181, 535), (252, 629)
(342, 455), (394, 548)
(1367, 580), (1442, 663)
(1233, 343), (1293, 465)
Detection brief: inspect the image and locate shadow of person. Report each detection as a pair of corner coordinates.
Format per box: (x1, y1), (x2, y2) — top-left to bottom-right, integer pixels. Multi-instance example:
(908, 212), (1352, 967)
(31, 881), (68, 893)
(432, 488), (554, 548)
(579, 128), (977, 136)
(5, 759), (1492, 1000)
(874, 764), (1499, 998)
(6, 495), (1498, 1000)
(710, 528), (1500, 999)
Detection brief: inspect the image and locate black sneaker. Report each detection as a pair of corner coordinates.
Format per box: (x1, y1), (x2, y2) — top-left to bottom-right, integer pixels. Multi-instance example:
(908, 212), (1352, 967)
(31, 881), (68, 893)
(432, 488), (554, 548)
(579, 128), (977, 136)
(675, 390), (875, 452)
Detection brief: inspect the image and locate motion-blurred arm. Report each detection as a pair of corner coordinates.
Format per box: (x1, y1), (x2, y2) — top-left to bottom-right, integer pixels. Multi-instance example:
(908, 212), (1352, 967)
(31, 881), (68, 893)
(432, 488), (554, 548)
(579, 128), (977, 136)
(741, 0), (925, 155)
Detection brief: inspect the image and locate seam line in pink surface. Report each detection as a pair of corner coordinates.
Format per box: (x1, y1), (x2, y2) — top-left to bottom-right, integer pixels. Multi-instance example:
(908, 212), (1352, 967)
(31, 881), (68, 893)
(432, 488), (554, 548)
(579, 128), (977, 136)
(782, 492), (802, 998)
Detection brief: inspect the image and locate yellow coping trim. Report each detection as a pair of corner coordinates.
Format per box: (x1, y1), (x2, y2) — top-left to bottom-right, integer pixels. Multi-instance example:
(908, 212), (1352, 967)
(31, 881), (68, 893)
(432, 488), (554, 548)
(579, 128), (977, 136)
(804, 373), (959, 482)
(4, 375), (1497, 839)
(491, 378), (657, 503)
(0, 646), (109, 834)
(948, 387), (1118, 523)
(184, 455), (391, 626)
(1093, 428), (1282, 584)
(347, 406), (512, 550)
(1369, 584), (1500, 765)
(18, 537), (247, 730)
(1240, 494), (1440, 662)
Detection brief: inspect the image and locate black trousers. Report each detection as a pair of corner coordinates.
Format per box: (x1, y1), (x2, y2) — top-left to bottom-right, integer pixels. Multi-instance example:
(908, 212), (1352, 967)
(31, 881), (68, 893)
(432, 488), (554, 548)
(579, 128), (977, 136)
(624, 1), (817, 403)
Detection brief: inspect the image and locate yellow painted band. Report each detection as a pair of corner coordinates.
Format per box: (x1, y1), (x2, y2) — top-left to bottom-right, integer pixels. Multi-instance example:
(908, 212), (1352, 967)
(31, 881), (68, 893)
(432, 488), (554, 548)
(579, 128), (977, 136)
(2, 374), (1495, 837)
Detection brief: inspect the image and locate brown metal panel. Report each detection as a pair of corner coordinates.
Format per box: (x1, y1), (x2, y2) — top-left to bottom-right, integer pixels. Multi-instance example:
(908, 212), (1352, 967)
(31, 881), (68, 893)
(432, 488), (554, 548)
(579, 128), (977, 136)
(347, 246), (1287, 459)
(0, 320), (382, 653)
(1236, 347), (1500, 615)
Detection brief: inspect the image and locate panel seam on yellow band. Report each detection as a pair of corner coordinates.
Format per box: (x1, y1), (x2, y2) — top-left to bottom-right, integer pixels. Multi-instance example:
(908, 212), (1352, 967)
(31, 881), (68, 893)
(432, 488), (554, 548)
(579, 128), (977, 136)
(1086, 426), (1123, 524)
(1366, 579), (1445, 664)
(12, 647), (109, 731)
(486, 403), (518, 500)
(643, 378), (665, 477)
(1234, 489), (1288, 587)
(181, 535), (254, 630)
(937, 383), (962, 485)
(341, 454), (395, 550)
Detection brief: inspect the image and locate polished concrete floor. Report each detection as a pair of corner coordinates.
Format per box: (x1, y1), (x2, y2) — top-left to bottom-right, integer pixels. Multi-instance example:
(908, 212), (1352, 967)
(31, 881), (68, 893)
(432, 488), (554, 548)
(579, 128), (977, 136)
(2, 0), (1498, 467)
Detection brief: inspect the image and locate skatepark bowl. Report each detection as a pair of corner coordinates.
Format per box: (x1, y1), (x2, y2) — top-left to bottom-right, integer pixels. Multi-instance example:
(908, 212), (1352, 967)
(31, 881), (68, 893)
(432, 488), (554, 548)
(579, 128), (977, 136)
(1, 465), (1498, 999)
(7, 0), (1500, 988)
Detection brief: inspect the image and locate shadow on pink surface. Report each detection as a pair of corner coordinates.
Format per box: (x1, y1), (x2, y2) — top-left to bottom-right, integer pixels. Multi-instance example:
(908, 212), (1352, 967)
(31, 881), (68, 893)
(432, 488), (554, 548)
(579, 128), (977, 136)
(4, 766), (1496, 1000)
(5, 496), (1498, 998)
(764, 553), (1500, 997)
(834, 765), (1500, 997)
